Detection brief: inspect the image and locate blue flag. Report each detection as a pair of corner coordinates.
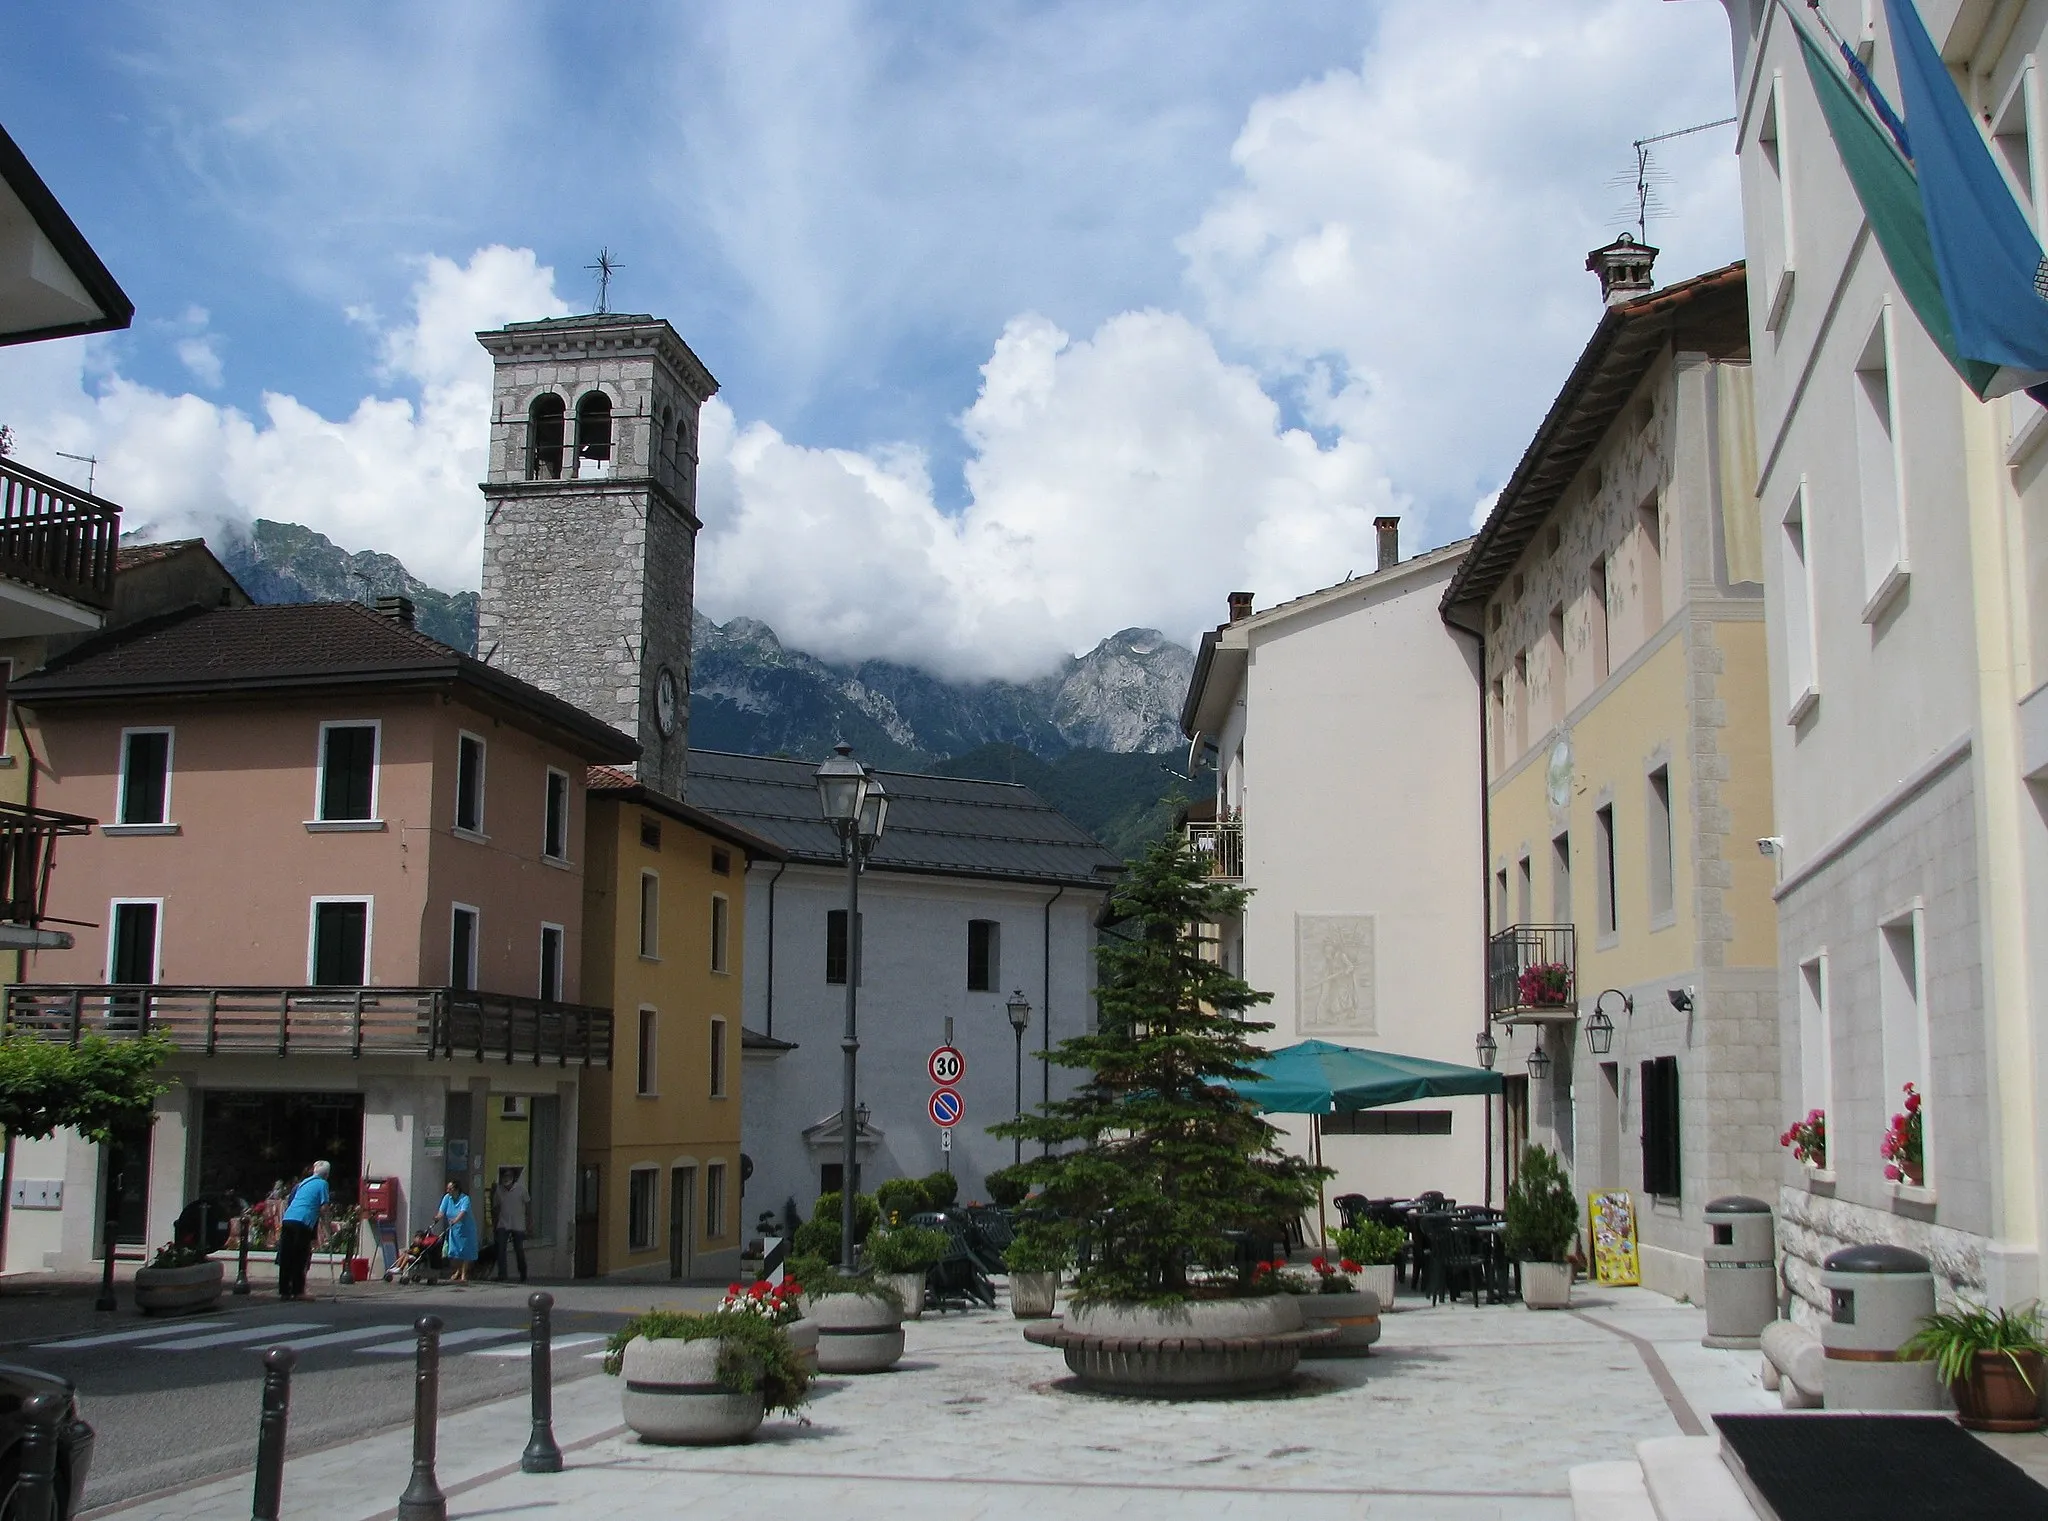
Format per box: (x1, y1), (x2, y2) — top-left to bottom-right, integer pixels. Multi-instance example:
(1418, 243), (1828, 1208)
(1884, 0), (2048, 395)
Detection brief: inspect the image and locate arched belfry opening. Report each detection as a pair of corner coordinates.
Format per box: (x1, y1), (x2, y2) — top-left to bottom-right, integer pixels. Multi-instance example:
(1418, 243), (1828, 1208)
(527, 394), (566, 480)
(576, 391), (613, 476)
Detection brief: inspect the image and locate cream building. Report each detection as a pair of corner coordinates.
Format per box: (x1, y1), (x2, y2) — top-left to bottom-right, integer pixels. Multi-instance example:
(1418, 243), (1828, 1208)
(1440, 247), (1781, 1301)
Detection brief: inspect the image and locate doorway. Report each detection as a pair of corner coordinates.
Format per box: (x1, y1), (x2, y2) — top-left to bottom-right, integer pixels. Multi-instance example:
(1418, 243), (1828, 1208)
(100, 1116), (153, 1249)
(669, 1167), (696, 1281)
(574, 1164), (600, 1279)
(1503, 1075), (1530, 1188)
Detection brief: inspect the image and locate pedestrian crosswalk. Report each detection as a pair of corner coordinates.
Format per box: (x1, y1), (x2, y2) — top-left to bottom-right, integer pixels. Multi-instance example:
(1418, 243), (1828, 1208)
(30, 1318), (566, 1358)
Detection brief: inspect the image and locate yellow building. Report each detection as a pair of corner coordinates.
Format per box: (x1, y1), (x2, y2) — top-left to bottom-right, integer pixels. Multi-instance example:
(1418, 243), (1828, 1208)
(1441, 246), (1779, 1301)
(576, 767), (785, 1281)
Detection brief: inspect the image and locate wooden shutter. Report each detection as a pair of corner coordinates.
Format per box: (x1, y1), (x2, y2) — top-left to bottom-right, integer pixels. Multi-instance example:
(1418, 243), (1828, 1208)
(1640, 1056), (1681, 1197)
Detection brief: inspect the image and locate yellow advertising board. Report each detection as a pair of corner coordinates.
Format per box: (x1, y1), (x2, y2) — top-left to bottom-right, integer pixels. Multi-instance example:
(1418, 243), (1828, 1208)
(1588, 1190), (1640, 1286)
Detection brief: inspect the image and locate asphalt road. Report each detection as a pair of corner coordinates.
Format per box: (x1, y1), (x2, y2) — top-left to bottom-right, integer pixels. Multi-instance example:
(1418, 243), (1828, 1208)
(0, 1274), (722, 1514)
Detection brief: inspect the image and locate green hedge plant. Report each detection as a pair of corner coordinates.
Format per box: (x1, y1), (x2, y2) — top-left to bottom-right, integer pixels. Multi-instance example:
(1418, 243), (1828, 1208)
(864, 1224), (950, 1274)
(982, 1165), (1031, 1209)
(1330, 1221), (1406, 1266)
(1505, 1145), (1578, 1264)
(874, 1177), (929, 1223)
(920, 1170), (959, 1209)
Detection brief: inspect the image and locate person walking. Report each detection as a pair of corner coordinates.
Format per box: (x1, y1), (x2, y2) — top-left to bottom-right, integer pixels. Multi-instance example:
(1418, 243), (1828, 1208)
(491, 1165), (530, 1283)
(436, 1179), (477, 1285)
(276, 1161), (331, 1301)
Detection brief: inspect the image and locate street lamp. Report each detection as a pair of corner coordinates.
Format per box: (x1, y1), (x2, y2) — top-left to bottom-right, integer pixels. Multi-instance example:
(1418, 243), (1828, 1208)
(1474, 1028), (1498, 1071)
(1526, 1042), (1551, 1081)
(1006, 990), (1034, 1164)
(816, 743), (886, 1276)
(1587, 990), (1631, 1056)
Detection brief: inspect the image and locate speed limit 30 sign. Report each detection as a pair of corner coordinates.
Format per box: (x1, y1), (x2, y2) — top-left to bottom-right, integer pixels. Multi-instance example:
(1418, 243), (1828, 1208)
(928, 1045), (965, 1085)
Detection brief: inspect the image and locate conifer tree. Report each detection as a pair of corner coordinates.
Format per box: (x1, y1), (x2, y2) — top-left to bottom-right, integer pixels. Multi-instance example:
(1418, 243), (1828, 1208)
(991, 835), (1322, 1303)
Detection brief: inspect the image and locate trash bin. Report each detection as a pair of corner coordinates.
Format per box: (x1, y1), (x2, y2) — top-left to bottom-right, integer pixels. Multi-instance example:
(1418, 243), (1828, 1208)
(1702, 1196), (1776, 1349)
(1819, 1243), (1944, 1410)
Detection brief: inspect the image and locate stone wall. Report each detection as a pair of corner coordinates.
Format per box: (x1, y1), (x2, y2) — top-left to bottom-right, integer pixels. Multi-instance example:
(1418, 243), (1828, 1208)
(1778, 1184), (1984, 1326)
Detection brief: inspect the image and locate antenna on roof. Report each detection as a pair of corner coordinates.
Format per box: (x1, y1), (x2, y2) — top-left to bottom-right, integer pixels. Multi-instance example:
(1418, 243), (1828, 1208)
(54, 449), (98, 495)
(584, 247), (622, 315)
(1610, 117), (1736, 241)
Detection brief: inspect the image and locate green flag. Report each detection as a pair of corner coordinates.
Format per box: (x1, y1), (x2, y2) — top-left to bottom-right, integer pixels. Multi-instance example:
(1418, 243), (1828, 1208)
(1799, 25), (1999, 398)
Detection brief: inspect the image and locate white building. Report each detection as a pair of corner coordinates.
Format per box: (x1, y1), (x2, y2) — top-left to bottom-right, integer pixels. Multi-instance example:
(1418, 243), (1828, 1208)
(685, 750), (1118, 1226)
(1178, 524), (1491, 1213)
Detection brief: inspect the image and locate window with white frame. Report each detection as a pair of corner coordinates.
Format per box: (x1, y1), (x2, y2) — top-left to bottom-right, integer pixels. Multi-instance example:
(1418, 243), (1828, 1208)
(1756, 71), (1797, 330)
(455, 732), (486, 834)
(316, 722), (379, 822)
(1797, 953), (1832, 1157)
(1878, 906), (1929, 1181)
(450, 904), (479, 991)
(638, 871), (659, 959)
(543, 768), (570, 861)
(710, 894), (730, 974)
(1551, 831), (1571, 921)
(1595, 803), (1618, 940)
(310, 898), (371, 986)
(117, 728), (173, 826)
(1646, 765), (1675, 924)
(709, 1017), (728, 1099)
(1781, 485), (1820, 722)
(627, 1166), (658, 1252)
(539, 922), (565, 1001)
(1853, 307), (1909, 615)
(107, 899), (161, 983)
(636, 1008), (657, 1096)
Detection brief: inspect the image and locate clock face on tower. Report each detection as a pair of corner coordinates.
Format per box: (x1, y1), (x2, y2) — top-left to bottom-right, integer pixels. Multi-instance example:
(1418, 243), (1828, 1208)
(654, 667), (679, 738)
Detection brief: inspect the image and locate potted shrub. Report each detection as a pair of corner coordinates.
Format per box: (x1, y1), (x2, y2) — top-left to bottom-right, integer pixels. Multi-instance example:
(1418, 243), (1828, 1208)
(994, 837), (1330, 1396)
(1331, 1222), (1406, 1309)
(983, 1165), (1031, 1210)
(1506, 1144), (1578, 1309)
(806, 1273), (907, 1373)
(134, 1240), (225, 1316)
(874, 1177), (930, 1226)
(920, 1171), (959, 1210)
(1902, 1300), (2048, 1432)
(1882, 1083), (1925, 1187)
(1779, 1110), (1827, 1172)
(863, 1224), (949, 1320)
(1257, 1256), (1382, 1356)
(793, 1189), (879, 1264)
(1003, 1224), (1068, 1319)
(604, 1305), (811, 1445)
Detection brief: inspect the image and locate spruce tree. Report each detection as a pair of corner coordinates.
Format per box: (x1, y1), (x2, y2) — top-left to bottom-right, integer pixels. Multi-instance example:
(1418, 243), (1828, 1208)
(991, 835), (1322, 1303)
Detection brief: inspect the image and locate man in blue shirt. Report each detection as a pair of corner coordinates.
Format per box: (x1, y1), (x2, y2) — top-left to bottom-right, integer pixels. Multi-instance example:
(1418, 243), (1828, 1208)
(277, 1160), (331, 1300)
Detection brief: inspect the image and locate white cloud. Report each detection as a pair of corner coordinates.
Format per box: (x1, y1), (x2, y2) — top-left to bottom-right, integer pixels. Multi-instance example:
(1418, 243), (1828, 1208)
(174, 337), (223, 389)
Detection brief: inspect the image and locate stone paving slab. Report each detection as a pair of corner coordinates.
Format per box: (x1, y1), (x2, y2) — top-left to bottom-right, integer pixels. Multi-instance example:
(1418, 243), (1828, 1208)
(95, 1286), (1762, 1520)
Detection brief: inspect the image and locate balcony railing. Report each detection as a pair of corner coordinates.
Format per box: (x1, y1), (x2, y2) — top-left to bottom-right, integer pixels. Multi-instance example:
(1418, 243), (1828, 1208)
(0, 457), (120, 610)
(4, 986), (613, 1066)
(1187, 817), (1243, 880)
(0, 801), (96, 925)
(1487, 923), (1578, 1021)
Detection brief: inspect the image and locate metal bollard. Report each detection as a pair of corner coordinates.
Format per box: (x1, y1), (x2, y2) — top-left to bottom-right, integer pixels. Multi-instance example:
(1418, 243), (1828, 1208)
(397, 1315), (447, 1521)
(234, 1215), (252, 1296)
(521, 1291), (563, 1473)
(15, 1390), (63, 1521)
(250, 1346), (295, 1521)
(94, 1215), (117, 1313)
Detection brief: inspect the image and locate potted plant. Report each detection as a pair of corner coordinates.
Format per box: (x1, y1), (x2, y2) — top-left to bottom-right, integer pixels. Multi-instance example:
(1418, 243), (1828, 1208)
(1002, 1224), (1068, 1319)
(1882, 1083), (1924, 1187)
(1257, 1256), (1382, 1355)
(1901, 1300), (2048, 1432)
(805, 1272), (907, 1373)
(874, 1176), (930, 1226)
(1517, 962), (1572, 1008)
(1506, 1144), (1578, 1309)
(863, 1224), (949, 1320)
(328, 1205), (370, 1284)
(1779, 1109), (1827, 1172)
(134, 1239), (224, 1315)
(604, 1305), (811, 1445)
(1331, 1221), (1406, 1309)
(993, 836), (1330, 1396)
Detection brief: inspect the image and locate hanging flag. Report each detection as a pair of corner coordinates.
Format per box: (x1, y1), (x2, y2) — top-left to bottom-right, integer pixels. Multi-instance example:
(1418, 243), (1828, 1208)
(1881, 0), (2048, 395)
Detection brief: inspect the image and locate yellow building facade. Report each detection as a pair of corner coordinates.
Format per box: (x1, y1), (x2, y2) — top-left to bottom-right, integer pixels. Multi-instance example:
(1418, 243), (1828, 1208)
(1443, 252), (1780, 1300)
(576, 770), (783, 1281)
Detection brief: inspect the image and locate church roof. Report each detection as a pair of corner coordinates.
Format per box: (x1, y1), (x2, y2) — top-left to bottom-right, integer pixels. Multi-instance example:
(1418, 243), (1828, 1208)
(683, 749), (1123, 890)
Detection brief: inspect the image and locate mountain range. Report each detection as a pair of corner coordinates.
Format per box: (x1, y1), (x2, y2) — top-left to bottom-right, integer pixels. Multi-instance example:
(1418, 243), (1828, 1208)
(203, 519), (1200, 856)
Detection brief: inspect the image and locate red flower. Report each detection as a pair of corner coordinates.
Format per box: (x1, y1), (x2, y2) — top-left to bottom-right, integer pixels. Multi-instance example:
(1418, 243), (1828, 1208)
(1339, 1259), (1361, 1273)
(727, 1283), (742, 1295)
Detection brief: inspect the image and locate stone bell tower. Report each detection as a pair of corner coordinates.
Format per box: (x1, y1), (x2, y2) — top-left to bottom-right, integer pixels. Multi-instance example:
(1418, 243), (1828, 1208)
(476, 313), (718, 797)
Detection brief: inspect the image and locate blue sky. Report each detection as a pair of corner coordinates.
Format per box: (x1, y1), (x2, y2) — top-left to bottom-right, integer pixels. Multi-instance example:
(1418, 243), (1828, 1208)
(0, 1), (1745, 679)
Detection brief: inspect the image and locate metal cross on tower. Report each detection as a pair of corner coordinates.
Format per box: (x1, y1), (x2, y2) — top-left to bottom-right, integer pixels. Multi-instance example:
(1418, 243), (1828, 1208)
(585, 247), (622, 315)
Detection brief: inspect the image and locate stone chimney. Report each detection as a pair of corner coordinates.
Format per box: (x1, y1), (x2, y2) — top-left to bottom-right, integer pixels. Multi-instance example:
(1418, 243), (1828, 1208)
(1586, 233), (1659, 307)
(1375, 516), (1400, 572)
(374, 594), (417, 629)
(1228, 591), (1254, 623)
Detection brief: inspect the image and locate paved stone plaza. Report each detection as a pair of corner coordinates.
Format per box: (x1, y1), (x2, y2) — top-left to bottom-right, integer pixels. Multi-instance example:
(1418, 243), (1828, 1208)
(99, 1286), (1785, 1519)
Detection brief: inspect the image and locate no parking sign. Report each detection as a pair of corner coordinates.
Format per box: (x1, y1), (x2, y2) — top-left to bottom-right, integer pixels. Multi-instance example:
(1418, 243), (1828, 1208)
(929, 1088), (963, 1128)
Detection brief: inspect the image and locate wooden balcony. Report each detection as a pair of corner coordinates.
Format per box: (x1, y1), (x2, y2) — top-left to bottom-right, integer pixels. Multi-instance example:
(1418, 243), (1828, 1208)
(1487, 923), (1578, 1023)
(1187, 818), (1243, 880)
(3, 985), (613, 1066)
(0, 800), (96, 925)
(0, 457), (120, 610)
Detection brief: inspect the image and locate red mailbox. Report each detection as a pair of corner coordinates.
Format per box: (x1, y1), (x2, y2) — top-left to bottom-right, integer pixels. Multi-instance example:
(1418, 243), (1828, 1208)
(362, 1177), (397, 1221)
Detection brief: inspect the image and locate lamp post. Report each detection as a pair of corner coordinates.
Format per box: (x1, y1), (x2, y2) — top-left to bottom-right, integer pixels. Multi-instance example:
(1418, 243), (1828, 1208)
(1006, 990), (1033, 1166)
(1587, 990), (1630, 1056)
(1474, 1028), (1498, 1070)
(816, 744), (887, 1276)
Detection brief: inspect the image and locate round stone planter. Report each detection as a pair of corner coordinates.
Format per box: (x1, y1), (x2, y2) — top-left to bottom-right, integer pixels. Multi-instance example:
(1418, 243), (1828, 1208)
(1010, 1272), (1059, 1319)
(134, 1259), (224, 1316)
(785, 1317), (819, 1372)
(1356, 1264), (1398, 1310)
(618, 1336), (765, 1445)
(811, 1292), (906, 1373)
(1295, 1289), (1382, 1356)
(1022, 1295), (1334, 1396)
(1521, 1261), (1574, 1310)
(884, 1272), (927, 1321)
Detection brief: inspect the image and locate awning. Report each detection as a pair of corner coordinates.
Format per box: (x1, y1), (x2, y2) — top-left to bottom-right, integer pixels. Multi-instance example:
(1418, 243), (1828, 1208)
(1226, 1039), (1504, 1115)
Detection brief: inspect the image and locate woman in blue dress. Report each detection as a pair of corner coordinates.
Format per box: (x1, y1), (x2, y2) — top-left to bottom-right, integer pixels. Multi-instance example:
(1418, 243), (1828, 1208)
(435, 1179), (478, 1284)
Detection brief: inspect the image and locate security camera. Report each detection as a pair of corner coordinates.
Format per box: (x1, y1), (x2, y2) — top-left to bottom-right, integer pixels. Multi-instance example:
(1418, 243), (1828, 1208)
(1757, 837), (1784, 857)
(1668, 987), (1695, 1013)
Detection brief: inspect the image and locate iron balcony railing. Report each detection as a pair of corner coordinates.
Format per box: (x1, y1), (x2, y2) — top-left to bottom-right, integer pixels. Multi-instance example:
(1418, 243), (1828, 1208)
(1487, 923), (1577, 1019)
(4, 985), (613, 1066)
(0, 457), (120, 609)
(0, 801), (96, 925)
(1187, 817), (1243, 880)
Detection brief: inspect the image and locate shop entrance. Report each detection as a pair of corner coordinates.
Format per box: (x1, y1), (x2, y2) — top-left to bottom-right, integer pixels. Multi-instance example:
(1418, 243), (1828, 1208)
(198, 1091), (364, 1214)
(100, 1115), (153, 1248)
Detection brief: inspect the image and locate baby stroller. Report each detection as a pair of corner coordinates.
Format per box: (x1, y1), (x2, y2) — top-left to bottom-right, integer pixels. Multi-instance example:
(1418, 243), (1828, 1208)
(390, 1228), (444, 1284)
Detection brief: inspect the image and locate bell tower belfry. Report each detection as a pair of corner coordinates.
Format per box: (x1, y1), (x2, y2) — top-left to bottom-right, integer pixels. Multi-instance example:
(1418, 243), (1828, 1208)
(476, 314), (717, 797)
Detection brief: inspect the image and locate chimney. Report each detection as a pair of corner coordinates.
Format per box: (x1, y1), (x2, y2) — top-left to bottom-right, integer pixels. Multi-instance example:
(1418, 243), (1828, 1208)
(1374, 516), (1400, 572)
(374, 594), (417, 629)
(1586, 233), (1659, 307)
(1227, 591), (1254, 623)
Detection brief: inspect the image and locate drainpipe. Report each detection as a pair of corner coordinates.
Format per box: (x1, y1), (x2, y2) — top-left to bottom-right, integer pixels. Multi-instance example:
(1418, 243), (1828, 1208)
(762, 860), (789, 1040)
(1442, 601), (1492, 1207)
(1041, 885), (1065, 1138)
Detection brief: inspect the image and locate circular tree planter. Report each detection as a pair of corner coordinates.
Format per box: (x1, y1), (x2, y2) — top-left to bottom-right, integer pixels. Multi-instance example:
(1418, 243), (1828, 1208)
(785, 1316), (819, 1372)
(134, 1259), (225, 1316)
(1023, 1295), (1334, 1396)
(619, 1336), (764, 1445)
(811, 1293), (905, 1373)
(883, 1272), (927, 1321)
(1295, 1289), (1381, 1356)
(1521, 1261), (1574, 1310)
(1010, 1272), (1059, 1319)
